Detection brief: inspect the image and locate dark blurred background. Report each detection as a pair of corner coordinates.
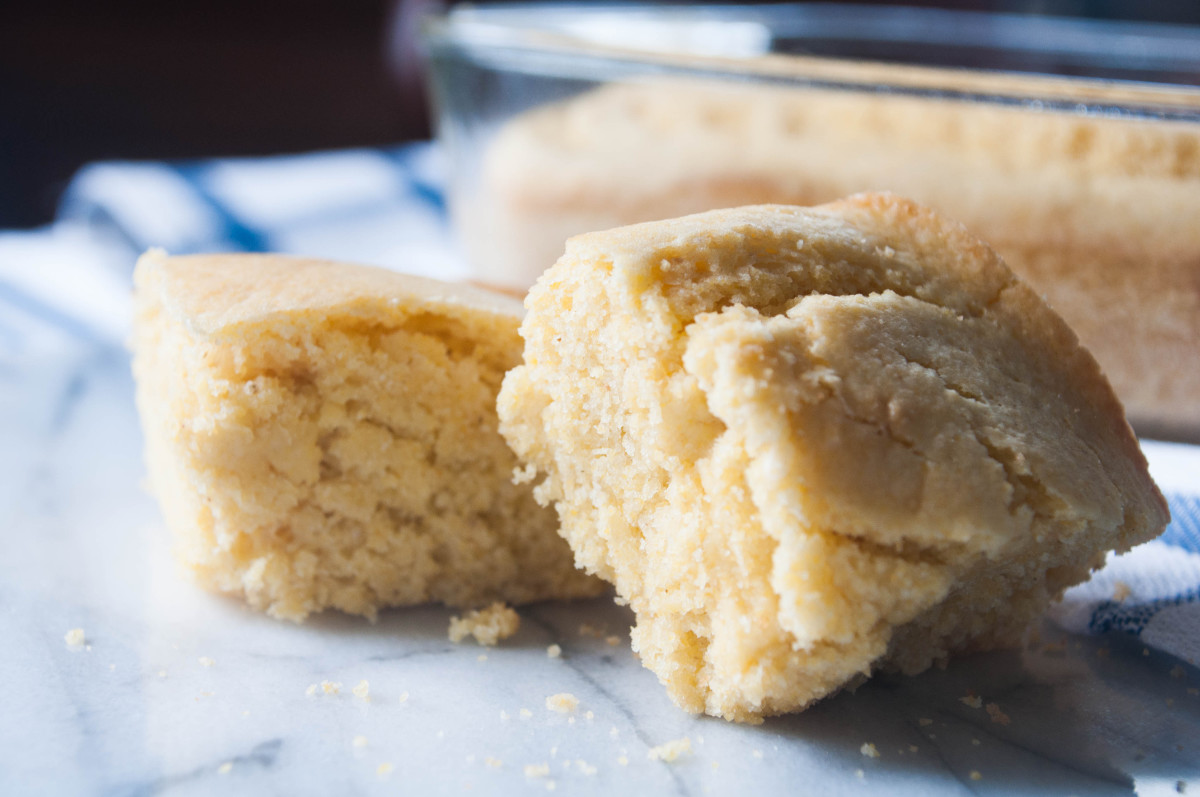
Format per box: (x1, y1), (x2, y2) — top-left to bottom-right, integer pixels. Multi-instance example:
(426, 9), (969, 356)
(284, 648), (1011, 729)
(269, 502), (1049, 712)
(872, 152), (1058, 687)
(3, 0), (1200, 229)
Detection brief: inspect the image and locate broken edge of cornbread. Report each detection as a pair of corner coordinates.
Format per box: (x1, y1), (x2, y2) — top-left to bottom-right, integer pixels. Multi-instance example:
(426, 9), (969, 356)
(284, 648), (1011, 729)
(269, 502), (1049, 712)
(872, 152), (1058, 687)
(496, 194), (1169, 723)
(132, 250), (604, 622)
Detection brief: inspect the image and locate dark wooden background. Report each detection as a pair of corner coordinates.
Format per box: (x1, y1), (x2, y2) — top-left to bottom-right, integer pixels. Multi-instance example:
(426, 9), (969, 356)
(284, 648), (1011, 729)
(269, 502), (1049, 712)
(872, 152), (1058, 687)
(2, 0), (1198, 228)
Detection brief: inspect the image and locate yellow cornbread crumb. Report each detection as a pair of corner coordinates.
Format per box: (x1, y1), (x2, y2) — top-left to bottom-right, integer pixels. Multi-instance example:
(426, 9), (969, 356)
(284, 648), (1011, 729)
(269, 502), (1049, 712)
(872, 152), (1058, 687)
(377, 763), (394, 778)
(199, 657), (215, 668)
(960, 696), (983, 710)
(986, 702), (1011, 725)
(520, 708), (533, 719)
(545, 693), (579, 714)
(217, 762), (232, 775)
(353, 736), (368, 748)
(648, 738), (692, 762)
(352, 680), (370, 700)
(524, 763), (550, 778)
(860, 743), (880, 759)
(485, 757), (502, 769)
(1113, 581), (1133, 602)
(449, 603), (520, 646)
(547, 644), (562, 658)
(970, 771), (983, 781)
(64, 629), (85, 648)
(131, 251), (603, 623)
(497, 196), (1167, 722)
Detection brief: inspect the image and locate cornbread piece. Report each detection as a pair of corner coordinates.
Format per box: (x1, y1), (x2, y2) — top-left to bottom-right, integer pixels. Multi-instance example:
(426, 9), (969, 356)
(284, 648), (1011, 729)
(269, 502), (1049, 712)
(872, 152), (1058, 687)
(132, 250), (602, 622)
(476, 80), (1200, 439)
(448, 602), (520, 646)
(497, 195), (1169, 722)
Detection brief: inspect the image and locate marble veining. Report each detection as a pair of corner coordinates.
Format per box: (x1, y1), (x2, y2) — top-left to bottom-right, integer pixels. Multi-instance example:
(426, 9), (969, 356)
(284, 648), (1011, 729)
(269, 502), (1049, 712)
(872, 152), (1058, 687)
(2, 334), (1198, 796)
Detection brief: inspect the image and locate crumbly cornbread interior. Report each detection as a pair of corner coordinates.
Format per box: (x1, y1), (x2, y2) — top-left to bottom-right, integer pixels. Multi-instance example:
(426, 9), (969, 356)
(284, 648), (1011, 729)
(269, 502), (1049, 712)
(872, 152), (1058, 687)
(133, 250), (602, 622)
(497, 194), (1168, 722)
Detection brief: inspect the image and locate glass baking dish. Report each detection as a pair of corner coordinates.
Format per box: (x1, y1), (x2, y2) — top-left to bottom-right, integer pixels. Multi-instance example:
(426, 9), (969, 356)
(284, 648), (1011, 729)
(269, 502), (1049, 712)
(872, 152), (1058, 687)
(421, 3), (1200, 442)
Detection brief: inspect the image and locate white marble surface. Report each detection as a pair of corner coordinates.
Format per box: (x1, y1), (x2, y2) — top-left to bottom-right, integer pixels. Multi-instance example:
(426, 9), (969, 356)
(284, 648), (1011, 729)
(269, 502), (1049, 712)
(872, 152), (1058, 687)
(3, 312), (1200, 797)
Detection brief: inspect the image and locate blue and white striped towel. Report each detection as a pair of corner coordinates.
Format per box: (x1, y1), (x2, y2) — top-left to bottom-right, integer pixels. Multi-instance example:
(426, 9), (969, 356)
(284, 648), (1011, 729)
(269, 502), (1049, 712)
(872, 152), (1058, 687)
(2, 142), (1198, 665)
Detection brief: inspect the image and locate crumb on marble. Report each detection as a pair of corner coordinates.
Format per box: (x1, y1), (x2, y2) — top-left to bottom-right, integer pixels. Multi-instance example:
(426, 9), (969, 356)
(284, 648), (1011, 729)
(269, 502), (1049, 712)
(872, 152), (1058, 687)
(855, 769), (865, 780)
(217, 762), (232, 775)
(959, 695), (983, 709)
(985, 703), (1011, 726)
(648, 737), (691, 763)
(576, 759), (597, 776)
(970, 771), (983, 781)
(199, 656), (215, 667)
(157, 670), (167, 679)
(547, 644), (562, 659)
(477, 654), (488, 663)
(520, 708), (533, 719)
(377, 763), (394, 778)
(585, 710), (594, 721)
(605, 636), (621, 646)
(65, 628), (85, 648)
(353, 735), (368, 748)
(1144, 648), (1151, 657)
(546, 781), (557, 792)
(546, 693), (579, 714)
(1112, 581), (1133, 602)
(485, 757), (502, 769)
(306, 680), (341, 697)
(860, 743), (880, 759)
(909, 745), (919, 753)
(579, 623), (605, 638)
(918, 718), (934, 727)
(524, 763), (550, 778)
(352, 680), (370, 700)
(617, 755), (629, 766)
(1171, 665), (1187, 680)
(752, 750), (763, 759)
(398, 690), (410, 704)
(448, 603), (520, 646)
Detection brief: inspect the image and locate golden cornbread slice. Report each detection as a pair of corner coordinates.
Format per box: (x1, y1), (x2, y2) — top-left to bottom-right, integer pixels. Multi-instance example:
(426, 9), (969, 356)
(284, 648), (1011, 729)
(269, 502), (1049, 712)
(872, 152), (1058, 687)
(132, 250), (602, 622)
(496, 194), (1169, 723)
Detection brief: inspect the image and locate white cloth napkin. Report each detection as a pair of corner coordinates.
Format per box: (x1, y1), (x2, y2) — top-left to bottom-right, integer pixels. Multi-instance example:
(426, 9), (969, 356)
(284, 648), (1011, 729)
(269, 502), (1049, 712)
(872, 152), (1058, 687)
(1, 142), (1197, 665)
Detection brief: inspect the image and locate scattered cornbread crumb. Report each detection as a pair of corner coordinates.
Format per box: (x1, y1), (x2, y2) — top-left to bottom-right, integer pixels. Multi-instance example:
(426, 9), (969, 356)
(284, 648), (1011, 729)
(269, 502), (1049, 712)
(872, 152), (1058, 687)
(546, 782), (557, 792)
(1112, 581), (1133, 602)
(585, 711), (594, 721)
(579, 624), (605, 638)
(217, 762), (232, 775)
(109, 664), (115, 671)
(576, 760), (597, 776)
(606, 636), (621, 646)
(525, 763), (550, 778)
(520, 708), (533, 719)
(648, 738), (692, 762)
(985, 703), (1011, 725)
(609, 727), (619, 739)
(960, 695), (983, 709)
(546, 693), (579, 714)
(550, 746), (558, 758)
(860, 743), (880, 759)
(377, 763), (394, 778)
(567, 717), (576, 725)
(485, 757), (502, 769)
(909, 745), (919, 753)
(242, 710), (250, 717)
(500, 710), (510, 721)
(970, 771), (983, 781)
(547, 644), (562, 659)
(1144, 648), (1151, 656)
(352, 680), (370, 700)
(1171, 665), (1187, 679)
(855, 769), (865, 780)
(157, 670), (167, 678)
(448, 603), (520, 646)
(918, 718), (934, 727)
(477, 655), (488, 663)
(64, 628), (85, 648)
(1167, 698), (1176, 707)
(711, 761), (720, 771)
(752, 750), (763, 759)
(353, 736), (368, 748)
(972, 738), (981, 746)
(398, 691), (409, 704)
(617, 755), (629, 766)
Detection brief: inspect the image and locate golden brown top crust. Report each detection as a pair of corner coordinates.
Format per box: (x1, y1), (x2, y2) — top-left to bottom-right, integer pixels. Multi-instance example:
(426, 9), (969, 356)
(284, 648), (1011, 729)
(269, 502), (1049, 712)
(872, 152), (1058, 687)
(136, 249), (525, 340)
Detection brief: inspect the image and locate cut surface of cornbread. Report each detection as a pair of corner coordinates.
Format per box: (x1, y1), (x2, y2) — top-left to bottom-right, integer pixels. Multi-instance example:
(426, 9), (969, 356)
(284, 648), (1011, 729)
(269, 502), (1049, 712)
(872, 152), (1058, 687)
(497, 194), (1169, 722)
(133, 250), (602, 621)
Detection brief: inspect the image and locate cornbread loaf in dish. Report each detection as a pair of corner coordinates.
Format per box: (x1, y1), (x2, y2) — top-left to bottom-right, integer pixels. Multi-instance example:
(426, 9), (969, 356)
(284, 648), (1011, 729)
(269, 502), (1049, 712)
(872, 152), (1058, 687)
(496, 194), (1169, 723)
(476, 80), (1200, 440)
(132, 250), (603, 622)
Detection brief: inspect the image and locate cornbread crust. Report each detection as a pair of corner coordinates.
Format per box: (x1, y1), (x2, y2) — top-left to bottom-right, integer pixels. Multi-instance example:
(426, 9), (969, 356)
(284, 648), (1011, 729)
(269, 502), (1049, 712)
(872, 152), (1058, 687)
(132, 250), (602, 622)
(477, 80), (1200, 439)
(497, 195), (1169, 722)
